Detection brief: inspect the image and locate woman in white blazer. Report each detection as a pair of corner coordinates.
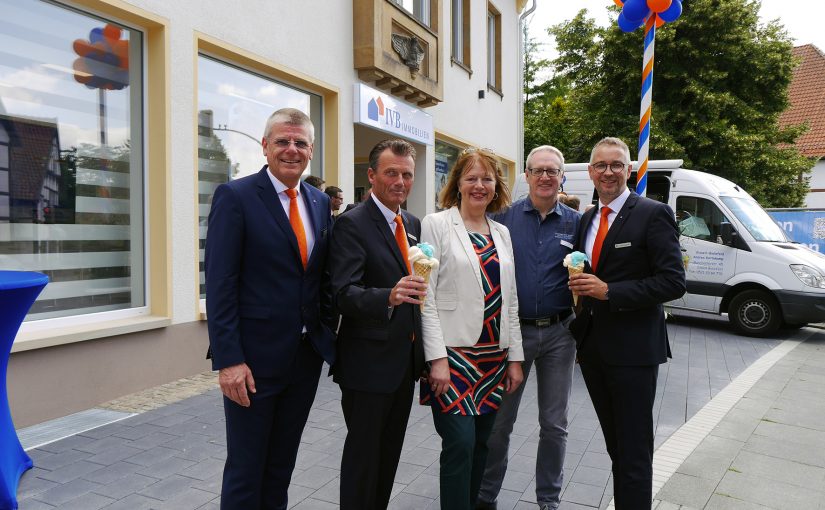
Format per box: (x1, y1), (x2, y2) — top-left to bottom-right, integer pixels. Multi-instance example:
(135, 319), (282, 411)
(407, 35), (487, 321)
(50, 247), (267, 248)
(419, 148), (524, 510)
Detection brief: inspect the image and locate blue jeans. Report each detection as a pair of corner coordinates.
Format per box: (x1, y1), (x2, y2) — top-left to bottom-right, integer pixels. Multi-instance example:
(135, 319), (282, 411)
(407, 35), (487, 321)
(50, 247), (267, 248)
(477, 321), (576, 508)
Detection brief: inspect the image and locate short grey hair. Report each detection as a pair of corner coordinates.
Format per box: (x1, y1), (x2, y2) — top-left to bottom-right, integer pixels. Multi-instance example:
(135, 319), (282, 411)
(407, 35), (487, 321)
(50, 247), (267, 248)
(589, 137), (630, 164)
(526, 145), (565, 172)
(263, 108), (315, 142)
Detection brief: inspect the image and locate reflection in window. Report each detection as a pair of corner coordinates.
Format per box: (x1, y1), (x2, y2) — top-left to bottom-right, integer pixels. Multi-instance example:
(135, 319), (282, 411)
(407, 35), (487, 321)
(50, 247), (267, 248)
(0, 0), (144, 321)
(435, 140), (461, 210)
(675, 196), (729, 243)
(392, 0), (431, 27)
(197, 55), (322, 299)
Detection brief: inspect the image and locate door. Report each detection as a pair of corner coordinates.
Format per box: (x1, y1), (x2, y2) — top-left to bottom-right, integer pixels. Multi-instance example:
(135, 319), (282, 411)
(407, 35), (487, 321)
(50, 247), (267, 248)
(669, 194), (738, 312)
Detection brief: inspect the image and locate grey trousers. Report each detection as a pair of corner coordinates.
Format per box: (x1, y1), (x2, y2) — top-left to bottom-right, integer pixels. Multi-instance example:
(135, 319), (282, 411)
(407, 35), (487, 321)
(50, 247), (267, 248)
(477, 321), (577, 508)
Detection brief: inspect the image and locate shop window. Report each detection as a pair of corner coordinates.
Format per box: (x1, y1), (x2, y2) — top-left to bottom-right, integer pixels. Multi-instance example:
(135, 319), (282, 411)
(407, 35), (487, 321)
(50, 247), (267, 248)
(0, 0), (144, 321)
(451, 0), (471, 71)
(487, 4), (502, 94)
(197, 55), (322, 299)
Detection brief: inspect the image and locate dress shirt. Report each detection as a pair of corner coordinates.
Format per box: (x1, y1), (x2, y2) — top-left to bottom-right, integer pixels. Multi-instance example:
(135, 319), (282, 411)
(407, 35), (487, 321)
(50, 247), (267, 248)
(266, 168), (316, 257)
(492, 198), (580, 319)
(585, 187), (630, 262)
(370, 193), (401, 234)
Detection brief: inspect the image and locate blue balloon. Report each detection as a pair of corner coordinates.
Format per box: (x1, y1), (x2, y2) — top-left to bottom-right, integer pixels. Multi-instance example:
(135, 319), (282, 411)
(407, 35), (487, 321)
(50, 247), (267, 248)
(659, 0), (682, 23)
(622, 0), (650, 23)
(89, 27), (104, 43)
(617, 11), (643, 32)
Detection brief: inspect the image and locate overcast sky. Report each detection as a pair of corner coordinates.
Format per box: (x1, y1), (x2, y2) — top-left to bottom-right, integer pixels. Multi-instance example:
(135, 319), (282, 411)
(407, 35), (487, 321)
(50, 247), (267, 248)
(527, 1), (825, 61)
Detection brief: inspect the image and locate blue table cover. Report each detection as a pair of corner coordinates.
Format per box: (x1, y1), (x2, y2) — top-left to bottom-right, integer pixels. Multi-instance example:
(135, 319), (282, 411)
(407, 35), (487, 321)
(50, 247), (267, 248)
(0, 271), (48, 510)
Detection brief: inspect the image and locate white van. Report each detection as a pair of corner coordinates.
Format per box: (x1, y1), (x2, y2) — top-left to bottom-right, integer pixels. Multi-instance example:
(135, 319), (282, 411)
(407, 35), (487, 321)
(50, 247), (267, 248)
(513, 159), (825, 336)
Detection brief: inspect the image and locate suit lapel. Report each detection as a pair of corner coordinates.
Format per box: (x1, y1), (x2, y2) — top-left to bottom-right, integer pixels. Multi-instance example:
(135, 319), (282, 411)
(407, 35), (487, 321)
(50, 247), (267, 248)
(595, 193), (638, 275)
(366, 199), (409, 275)
(255, 167), (303, 270)
(449, 207), (484, 293)
(301, 182), (326, 268)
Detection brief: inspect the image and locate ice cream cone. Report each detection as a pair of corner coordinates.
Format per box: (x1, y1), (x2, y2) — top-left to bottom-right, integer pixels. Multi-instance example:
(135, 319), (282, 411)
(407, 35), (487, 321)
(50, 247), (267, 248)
(568, 265), (584, 306)
(413, 260), (434, 311)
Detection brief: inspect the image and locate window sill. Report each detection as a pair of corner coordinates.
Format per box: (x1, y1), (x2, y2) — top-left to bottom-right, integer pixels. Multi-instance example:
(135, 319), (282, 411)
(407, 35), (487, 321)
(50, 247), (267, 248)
(11, 315), (172, 353)
(487, 84), (503, 98)
(450, 58), (473, 77)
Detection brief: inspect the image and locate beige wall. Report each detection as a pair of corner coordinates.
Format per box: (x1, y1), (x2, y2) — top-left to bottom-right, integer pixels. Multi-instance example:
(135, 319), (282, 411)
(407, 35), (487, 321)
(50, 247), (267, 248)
(8, 322), (212, 428)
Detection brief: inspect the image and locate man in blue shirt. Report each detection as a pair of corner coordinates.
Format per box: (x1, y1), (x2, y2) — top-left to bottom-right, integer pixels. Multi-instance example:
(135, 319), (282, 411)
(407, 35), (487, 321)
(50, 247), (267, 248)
(477, 145), (581, 510)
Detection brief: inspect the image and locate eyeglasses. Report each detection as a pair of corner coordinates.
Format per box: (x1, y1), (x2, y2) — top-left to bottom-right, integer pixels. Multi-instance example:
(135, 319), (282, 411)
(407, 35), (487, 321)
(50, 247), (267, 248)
(527, 167), (561, 177)
(269, 138), (311, 150)
(591, 162), (627, 174)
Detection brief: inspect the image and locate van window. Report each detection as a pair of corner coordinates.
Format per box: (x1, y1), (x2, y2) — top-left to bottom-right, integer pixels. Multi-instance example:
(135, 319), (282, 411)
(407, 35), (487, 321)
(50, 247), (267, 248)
(675, 196), (730, 243)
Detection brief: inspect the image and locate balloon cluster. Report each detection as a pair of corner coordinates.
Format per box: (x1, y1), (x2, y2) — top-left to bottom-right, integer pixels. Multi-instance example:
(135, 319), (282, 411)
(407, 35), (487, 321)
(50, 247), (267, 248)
(613, 0), (683, 32)
(72, 24), (129, 90)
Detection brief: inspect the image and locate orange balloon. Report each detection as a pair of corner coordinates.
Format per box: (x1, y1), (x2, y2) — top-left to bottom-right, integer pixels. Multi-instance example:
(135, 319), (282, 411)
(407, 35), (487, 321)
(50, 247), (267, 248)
(73, 39), (93, 57)
(103, 23), (121, 42)
(647, 0), (672, 13)
(655, 14), (665, 27)
(613, 0), (624, 6)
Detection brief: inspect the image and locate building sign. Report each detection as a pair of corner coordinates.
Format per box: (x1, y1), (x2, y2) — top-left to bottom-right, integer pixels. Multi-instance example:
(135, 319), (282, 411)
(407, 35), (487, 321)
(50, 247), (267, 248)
(355, 83), (433, 146)
(768, 209), (825, 253)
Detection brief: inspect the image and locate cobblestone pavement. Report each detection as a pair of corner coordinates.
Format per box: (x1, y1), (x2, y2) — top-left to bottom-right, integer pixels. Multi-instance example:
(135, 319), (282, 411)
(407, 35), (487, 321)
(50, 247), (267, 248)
(15, 318), (822, 510)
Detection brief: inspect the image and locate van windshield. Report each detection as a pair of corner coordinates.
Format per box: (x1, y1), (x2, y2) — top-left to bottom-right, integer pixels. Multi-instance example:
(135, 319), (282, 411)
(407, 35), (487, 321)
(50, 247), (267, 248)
(720, 196), (788, 242)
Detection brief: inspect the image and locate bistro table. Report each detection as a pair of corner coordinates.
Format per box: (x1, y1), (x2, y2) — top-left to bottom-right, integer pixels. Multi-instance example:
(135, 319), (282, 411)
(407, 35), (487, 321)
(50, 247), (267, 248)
(0, 271), (48, 510)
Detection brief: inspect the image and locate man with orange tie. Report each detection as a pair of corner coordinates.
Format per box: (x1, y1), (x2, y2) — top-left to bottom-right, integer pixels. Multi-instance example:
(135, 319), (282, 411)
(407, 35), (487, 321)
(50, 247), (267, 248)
(329, 139), (428, 510)
(205, 108), (336, 510)
(568, 137), (685, 509)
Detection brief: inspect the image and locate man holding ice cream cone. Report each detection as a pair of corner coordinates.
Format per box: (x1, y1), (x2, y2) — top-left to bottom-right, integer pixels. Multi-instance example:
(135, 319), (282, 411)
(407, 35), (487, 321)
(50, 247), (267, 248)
(477, 145), (581, 510)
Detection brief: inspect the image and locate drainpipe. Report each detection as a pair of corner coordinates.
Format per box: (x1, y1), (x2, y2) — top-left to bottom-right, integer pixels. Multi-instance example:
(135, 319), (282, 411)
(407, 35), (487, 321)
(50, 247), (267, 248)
(517, 0), (537, 174)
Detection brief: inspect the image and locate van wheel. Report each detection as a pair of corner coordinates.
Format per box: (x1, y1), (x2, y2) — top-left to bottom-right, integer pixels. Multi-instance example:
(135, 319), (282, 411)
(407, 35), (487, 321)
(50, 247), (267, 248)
(728, 290), (782, 337)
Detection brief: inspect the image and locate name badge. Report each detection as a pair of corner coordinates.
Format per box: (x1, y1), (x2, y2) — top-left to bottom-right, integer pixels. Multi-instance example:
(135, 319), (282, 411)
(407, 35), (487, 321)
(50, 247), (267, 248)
(560, 240), (573, 249)
(615, 242), (632, 248)
(407, 233), (418, 242)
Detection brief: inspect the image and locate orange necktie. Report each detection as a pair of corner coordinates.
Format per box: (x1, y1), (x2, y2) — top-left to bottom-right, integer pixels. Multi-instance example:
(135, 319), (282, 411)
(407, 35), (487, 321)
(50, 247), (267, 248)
(394, 214), (411, 273)
(590, 206), (611, 271)
(285, 188), (308, 268)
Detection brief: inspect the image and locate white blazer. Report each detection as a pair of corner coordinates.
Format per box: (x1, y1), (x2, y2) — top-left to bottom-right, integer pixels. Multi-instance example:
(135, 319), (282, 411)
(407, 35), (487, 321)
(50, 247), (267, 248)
(420, 207), (524, 362)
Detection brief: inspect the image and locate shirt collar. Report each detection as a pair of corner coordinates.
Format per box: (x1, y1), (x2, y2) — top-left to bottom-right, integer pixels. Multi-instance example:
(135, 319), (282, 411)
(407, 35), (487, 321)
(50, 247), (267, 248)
(599, 187), (631, 214)
(370, 193), (398, 224)
(522, 197), (562, 217)
(266, 166), (301, 196)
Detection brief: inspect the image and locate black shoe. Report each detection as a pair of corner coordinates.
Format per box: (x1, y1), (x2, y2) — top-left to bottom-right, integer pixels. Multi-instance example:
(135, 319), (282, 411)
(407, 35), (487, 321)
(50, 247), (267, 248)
(475, 501), (497, 510)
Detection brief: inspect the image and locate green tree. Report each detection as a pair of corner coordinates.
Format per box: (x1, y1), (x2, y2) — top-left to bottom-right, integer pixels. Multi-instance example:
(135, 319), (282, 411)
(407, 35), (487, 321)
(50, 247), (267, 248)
(543, 0), (812, 207)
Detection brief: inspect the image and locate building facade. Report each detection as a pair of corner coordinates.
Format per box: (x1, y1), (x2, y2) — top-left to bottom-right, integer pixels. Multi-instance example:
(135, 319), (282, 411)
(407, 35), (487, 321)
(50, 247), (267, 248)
(779, 44), (825, 208)
(1, 0), (529, 426)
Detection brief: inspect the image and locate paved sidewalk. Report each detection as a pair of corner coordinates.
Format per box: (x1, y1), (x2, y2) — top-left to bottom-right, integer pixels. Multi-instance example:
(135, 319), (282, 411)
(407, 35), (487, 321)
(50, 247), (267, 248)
(12, 320), (824, 509)
(653, 331), (825, 509)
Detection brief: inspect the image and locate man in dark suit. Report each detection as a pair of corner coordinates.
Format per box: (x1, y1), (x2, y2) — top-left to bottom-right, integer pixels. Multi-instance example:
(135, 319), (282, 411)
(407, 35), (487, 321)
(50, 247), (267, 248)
(329, 139), (428, 510)
(568, 137), (685, 509)
(205, 108), (336, 510)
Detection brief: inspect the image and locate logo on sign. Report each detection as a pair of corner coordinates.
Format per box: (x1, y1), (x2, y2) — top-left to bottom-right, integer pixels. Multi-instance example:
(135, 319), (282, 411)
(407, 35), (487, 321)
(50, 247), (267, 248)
(367, 96), (385, 122)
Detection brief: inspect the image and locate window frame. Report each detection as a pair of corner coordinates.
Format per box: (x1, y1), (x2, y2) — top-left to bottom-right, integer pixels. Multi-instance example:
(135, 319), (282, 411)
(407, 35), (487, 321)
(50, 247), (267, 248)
(486, 3), (502, 95)
(10, 0), (171, 352)
(450, 0), (471, 74)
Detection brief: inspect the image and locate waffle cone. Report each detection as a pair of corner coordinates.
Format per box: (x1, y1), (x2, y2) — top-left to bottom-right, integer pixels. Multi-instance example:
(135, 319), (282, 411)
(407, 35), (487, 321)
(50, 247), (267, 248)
(568, 265), (584, 306)
(413, 260), (434, 311)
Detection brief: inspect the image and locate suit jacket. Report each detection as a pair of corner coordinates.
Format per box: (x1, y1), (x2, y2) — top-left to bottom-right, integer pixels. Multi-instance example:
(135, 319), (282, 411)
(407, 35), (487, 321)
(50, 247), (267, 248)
(419, 207), (524, 361)
(205, 167), (336, 379)
(329, 197), (424, 393)
(570, 192), (685, 366)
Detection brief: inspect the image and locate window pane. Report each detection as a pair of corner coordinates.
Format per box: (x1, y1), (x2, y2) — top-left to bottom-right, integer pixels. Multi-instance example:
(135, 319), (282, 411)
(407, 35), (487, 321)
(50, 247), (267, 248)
(487, 12), (496, 86)
(197, 55), (322, 299)
(393, 0), (430, 27)
(0, 0), (144, 321)
(676, 196), (729, 242)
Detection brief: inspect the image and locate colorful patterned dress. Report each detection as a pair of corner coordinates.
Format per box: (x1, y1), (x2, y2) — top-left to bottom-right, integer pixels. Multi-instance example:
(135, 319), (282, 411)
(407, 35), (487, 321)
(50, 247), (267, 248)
(421, 231), (509, 415)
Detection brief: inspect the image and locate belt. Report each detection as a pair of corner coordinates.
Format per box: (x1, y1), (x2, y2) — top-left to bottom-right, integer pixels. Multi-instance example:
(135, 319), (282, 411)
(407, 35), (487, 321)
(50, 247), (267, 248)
(519, 310), (572, 328)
